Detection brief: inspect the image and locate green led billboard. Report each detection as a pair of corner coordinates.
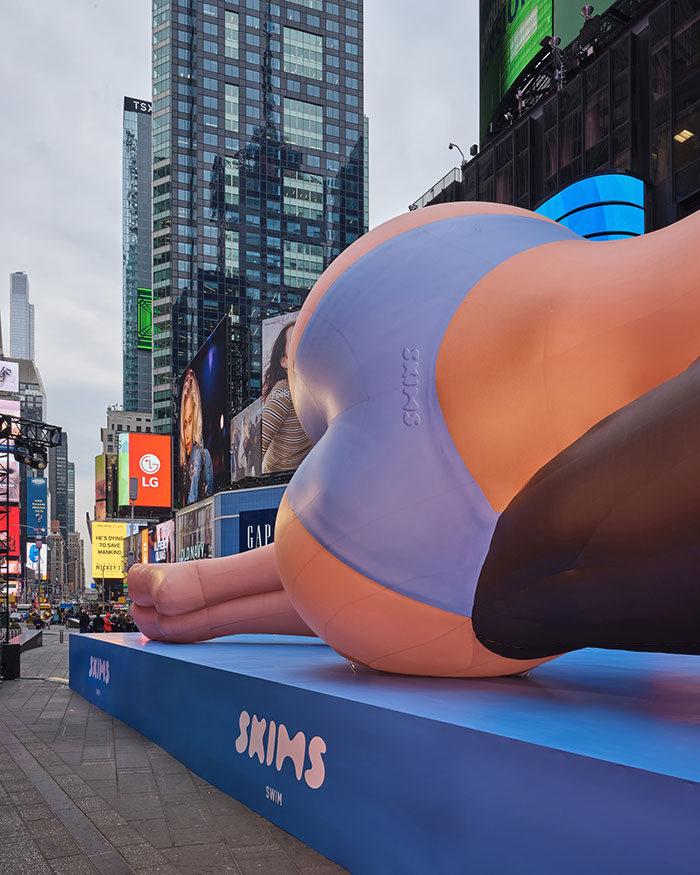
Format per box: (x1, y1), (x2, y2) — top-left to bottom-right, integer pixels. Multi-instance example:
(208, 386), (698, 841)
(553, 0), (616, 50)
(118, 433), (130, 507)
(480, 0), (553, 141)
(137, 288), (153, 350)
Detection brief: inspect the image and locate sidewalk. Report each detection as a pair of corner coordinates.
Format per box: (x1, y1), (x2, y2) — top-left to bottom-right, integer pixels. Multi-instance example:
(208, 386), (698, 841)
(0, 629), (347, 875)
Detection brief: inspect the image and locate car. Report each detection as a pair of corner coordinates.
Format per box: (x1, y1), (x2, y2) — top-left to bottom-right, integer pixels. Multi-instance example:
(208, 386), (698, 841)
(9, 611), (24, 622)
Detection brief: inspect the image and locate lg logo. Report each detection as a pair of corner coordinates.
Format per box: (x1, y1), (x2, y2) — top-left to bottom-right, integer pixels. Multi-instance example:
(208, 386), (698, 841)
(139, 454), (160, 488)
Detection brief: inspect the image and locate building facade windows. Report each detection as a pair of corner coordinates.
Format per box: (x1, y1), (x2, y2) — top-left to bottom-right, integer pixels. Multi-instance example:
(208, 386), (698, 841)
(284, 97), (323, 149)
(283, 27), (323, 80)
(284, 240), (324, 287)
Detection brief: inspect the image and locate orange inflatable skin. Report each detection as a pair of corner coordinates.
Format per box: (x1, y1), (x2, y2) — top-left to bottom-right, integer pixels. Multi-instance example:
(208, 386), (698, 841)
(129, 202), (700, 677)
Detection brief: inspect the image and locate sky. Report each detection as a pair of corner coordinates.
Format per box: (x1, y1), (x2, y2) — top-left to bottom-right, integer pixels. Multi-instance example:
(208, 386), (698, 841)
(0, 0), (480, 574)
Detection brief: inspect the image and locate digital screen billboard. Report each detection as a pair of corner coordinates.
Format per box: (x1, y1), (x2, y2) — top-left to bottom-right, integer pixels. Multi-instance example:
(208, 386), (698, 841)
(26, 541), (48, 580)
(27, 477), (47, 536)
(95, 454), (106, 521)
(480, 0), (553, 140)
(177, 500), (213, 561)
(0, 451), (20, 504)
(553, 0), (616, 50)
(231, 397), (263, 482)
(117, 434), (172, 508)
(260, 313), (312, 475)
(137, 288), (153, 350)
(1, 506), (20, 559)
(177, 317), (229, 507)
(91, 521), (128, 579)
(147, 518), (176, 563)
(0, 360), (19, 394)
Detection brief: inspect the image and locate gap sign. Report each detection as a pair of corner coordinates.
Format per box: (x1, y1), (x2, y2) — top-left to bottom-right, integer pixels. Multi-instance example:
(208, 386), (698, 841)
(239, 508), (278, 553)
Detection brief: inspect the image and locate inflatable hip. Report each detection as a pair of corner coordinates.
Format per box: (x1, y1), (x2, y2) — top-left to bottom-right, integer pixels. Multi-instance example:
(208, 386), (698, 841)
(274, 202), (700, 676)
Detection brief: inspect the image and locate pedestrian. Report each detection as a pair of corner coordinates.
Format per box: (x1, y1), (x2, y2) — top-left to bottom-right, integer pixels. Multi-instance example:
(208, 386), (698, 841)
(92, 611), (105, 633)
(79, 609), (90, 634)
(104, 613), (112, 633)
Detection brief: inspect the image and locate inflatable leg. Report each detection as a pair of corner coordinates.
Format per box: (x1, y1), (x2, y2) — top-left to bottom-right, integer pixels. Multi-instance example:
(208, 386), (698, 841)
(128, 544), (314, 642)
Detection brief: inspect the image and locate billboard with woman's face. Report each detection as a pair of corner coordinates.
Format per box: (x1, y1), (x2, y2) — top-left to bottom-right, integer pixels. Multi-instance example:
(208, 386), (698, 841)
(177, 317), (230, 507)
(231, 397), (262, 482)
(260, 313), (312, 475)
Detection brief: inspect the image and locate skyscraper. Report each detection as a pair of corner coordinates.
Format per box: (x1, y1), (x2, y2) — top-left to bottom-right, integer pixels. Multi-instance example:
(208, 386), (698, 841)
(123, 97), (154, 413)
(151, 0), (368, 433)
(49, 431), (69, 543)
(10, 271), (35, 361)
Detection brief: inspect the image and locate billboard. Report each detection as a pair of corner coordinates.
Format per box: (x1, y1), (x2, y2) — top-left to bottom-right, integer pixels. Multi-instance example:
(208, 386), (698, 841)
(0, 506), (20, 558)
(117, 434), (172, 508)
(95, 455), (106, 521)
(0, 453), (20, 504)
(231, 397), (263, 481)
(27, 477), (47, 535)
(91, 521), (128, 579)
(26, 541), (47, 580)
(260, 313), (312, 474)
(239, 508), (278, 553)
(0, 360), (19, 394)
(554, 0), (616, 50)
(148, 518), (176, 563)
(137, 288), (153, 350)
(177, 317), (229, 507)
(177, 500), (213, 561)
(140, 527), (149, 564)
(480, 0), (553, 140)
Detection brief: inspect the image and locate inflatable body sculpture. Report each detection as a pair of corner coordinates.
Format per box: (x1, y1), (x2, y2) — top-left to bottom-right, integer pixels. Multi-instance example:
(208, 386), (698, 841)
(130, 203), (700, 677)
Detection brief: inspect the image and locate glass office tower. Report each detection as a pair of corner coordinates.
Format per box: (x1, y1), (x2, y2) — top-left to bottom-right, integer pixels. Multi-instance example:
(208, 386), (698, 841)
(10, 271), (35, 361)
(123, 97), (154, 413)
(151, 0), (368, 433)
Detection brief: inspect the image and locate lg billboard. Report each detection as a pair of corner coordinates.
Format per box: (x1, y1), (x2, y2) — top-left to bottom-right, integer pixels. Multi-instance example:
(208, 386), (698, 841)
(117, 434), (172, 508)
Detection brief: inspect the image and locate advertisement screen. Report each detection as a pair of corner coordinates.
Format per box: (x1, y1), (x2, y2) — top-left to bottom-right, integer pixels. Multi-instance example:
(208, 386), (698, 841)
(553, 0), (616, 50)
(1, 506), (20, 558)
(91, 521), (128, 579)
(148, 518), (176, 564)
(137, 288), (153, 350)
(177, 317), (229, 507)
(118, 433), (130, 506)
(0, 360), (19, 394)
(140, 528), (149, 564)
(231, 397), (262, 482)
(26, 541), (48, 580)
(27, 477), (47, 537)
(177, 501), (213, 561)
(0, 450), (20, 504)
(480, 0), (553, 140)
(95, 455), (106, 521)
(260, 313), (312, 475)
(128, 434), (172, 508)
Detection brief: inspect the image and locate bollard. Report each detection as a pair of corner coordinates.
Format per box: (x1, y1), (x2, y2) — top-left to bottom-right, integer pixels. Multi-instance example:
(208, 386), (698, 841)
(59, 628), (64, 644)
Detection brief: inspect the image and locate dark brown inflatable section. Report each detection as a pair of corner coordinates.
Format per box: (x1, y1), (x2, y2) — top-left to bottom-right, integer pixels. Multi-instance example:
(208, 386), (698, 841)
(472, 358), (700, 661)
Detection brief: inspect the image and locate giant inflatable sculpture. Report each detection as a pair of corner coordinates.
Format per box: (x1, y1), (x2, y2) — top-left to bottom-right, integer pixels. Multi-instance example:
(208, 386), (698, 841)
(129, 202), (700, 676)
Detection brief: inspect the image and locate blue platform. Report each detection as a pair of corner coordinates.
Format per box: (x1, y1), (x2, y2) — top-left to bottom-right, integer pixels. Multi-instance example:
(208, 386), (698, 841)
(69, 634), (700, 874)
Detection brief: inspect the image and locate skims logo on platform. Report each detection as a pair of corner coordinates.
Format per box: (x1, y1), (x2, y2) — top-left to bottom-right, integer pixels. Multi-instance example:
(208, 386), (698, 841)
(235, 710), (326, 790)
(88, 656), (110, 685)
(139, 453), (160, 488)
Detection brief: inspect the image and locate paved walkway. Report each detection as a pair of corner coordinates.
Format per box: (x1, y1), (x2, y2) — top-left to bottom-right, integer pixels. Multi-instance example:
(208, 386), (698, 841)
(0, 629), (348, 875)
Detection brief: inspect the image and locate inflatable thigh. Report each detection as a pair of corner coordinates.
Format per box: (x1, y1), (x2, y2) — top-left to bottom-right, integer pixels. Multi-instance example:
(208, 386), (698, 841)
(275, 202), (700, 676)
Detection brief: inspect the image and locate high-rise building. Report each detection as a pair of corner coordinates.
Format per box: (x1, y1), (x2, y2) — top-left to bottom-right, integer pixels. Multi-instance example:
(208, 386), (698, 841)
(413, 0), (699, 232)
(151, 0), (368, 433)
(123, 97), (154, 413)
(67, 531), (85, 596)
(100, 404), (153, 456)
(49, 431), (69, 543)
(10, 272), (35, 361)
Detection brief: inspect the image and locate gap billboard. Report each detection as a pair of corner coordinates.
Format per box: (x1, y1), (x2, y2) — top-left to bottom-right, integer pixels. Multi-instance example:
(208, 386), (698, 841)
(117, 434), (172, 509)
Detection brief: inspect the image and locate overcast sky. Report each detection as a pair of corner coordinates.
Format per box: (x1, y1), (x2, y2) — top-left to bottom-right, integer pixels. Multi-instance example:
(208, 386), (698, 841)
(0, 0), (480, 572)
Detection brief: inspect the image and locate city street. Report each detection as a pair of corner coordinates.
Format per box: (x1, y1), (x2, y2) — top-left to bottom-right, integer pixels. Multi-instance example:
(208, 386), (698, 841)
(0, 630), (347, 875)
